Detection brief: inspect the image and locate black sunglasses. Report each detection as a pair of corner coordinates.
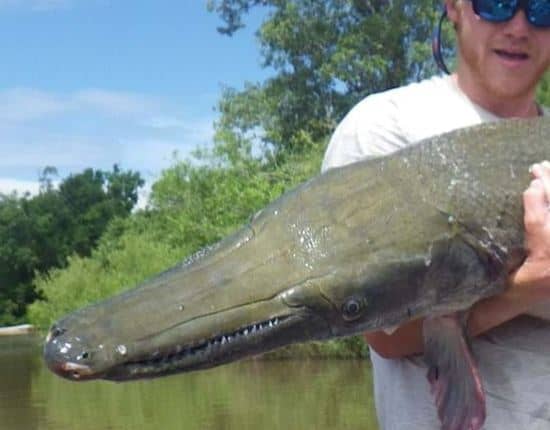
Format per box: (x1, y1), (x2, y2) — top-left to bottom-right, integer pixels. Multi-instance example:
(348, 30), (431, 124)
(470, 0), (550, 28)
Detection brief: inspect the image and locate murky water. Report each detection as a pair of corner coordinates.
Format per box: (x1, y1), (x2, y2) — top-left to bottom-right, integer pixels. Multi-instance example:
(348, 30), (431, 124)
(0, 336), (378, 430)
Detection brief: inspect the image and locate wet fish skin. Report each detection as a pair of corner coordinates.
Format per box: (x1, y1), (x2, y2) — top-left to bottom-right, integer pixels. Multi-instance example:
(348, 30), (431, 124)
(43, 117), (550, 429)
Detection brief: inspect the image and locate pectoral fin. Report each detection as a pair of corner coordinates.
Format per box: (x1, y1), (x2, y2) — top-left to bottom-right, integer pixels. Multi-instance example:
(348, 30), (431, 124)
(423, 315), (485, 430)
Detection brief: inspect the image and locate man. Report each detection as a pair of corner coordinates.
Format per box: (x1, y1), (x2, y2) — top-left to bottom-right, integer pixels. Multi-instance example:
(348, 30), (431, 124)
(322, 0), (550, 428)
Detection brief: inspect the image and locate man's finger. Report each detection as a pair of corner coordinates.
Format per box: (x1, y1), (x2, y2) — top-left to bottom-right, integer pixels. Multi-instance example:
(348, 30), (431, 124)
(523, 178), (548, 231)
(531, 162), (550, 202)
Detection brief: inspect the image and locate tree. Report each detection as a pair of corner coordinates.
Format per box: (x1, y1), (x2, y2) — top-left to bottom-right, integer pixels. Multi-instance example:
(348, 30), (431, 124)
(0, 195), (37, 324)
(0, 165), (144, 324)
(38, 166), (59, 193)
(54, 165), (143, 256)
(208, 0), (442, 154)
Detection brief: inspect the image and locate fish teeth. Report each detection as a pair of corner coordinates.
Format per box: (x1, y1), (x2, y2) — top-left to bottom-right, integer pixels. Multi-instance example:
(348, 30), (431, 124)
(129, 317), (288, 371)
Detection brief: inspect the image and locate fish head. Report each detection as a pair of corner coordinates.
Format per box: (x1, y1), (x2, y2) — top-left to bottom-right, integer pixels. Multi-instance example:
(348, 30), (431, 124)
(42, 280), (333, 381)
(42, 226), (341, 381)
(43, 246), (430, 382)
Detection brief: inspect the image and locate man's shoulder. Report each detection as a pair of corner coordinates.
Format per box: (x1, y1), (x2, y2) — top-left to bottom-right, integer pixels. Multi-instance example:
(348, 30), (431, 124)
(341, 75), (454, 133)
(322, 74), (486, 170)
(355, 74), (495, 142)
(349, 74), (463, 131)
(363, 74), (452, 108)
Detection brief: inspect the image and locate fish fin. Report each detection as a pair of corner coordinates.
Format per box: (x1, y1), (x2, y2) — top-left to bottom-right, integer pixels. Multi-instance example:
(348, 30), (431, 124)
(423, 315), (485, 430)
(383, 324), (399, 335)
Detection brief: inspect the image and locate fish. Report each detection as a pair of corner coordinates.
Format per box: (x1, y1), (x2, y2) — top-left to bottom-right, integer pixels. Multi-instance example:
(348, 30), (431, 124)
(43, 116), (550, 430)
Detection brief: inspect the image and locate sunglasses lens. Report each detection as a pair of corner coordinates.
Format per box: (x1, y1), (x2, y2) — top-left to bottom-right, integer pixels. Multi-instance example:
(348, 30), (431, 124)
(528, 0), (550, 27)
(473, 0), (518, 22)
(473, 0), (550, 27)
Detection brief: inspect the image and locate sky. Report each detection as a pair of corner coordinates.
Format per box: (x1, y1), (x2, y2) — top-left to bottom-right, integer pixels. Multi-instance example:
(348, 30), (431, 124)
(0, 0), (269, 199)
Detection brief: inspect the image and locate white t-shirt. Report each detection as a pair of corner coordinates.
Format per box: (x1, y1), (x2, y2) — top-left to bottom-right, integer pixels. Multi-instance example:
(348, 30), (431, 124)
(322, 74), (499, 170)
(322, 75), (550, 430)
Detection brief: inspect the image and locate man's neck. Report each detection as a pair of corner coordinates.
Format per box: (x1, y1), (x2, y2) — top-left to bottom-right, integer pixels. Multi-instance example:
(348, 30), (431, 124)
(452, 73), (540, 119)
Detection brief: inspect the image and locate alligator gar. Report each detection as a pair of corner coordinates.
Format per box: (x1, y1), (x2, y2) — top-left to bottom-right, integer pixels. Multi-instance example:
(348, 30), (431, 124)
(44, 116), (549, 430)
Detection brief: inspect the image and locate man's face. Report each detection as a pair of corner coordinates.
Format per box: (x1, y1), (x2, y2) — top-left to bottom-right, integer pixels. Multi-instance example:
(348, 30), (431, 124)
(446, 0), (550, 101)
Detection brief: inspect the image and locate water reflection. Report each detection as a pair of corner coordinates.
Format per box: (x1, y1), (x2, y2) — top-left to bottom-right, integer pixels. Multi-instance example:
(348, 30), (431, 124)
(0, 336), (44, 430)
(1, 336), (378, 430)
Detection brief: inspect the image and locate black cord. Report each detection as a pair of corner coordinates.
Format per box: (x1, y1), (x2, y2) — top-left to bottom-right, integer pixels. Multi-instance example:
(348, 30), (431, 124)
(432, 7), (450, 75)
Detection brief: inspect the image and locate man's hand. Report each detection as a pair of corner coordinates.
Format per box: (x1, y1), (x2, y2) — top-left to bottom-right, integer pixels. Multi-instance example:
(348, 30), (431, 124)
(510, 161), (550, 294)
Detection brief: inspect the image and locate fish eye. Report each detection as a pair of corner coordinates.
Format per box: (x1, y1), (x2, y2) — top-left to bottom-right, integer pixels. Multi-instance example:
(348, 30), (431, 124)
(77, 351), (90, 361)
(342, 297), (364, 321)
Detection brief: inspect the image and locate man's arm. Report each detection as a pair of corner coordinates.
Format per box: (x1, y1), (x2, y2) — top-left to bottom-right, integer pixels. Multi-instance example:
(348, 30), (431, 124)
(365, 162), (550, 359)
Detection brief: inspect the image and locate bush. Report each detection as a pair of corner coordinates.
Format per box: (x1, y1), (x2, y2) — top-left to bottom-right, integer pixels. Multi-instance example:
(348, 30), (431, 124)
(28, 230), (182, 330)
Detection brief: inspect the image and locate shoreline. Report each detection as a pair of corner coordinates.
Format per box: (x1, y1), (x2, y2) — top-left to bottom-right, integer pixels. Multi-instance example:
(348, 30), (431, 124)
(0, 324), (34, 336)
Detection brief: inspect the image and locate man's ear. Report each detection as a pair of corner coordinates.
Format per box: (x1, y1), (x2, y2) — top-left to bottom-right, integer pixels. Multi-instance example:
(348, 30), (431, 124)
(445, 0), (460, 24)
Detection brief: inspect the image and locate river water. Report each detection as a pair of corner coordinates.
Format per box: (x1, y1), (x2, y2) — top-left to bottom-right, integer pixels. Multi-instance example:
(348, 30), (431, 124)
(0, 335), (378, 430)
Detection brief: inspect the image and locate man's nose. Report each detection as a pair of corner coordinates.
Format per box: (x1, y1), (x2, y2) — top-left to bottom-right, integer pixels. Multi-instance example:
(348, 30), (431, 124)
(503, 9), (531, 39)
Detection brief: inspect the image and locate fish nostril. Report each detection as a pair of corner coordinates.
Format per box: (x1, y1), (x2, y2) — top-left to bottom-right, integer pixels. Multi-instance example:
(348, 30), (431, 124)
(45, 325), (67, 343)
(51, 326), (66, 338)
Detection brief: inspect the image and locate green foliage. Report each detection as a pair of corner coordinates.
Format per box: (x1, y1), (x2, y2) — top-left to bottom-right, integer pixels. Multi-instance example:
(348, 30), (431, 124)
(57, 165), (144, 256)
(148, 138), (325, 252)
(0, 165), (143, 324)
(28, 229), (181, 330)
(209, 0), (441, 154)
